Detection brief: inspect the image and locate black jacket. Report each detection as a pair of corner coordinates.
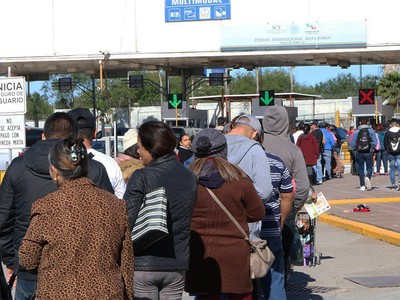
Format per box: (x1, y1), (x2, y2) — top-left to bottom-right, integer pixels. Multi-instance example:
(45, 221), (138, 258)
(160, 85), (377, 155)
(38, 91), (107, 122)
(124, 154), (197, 271)
(0, 139), (113, 280)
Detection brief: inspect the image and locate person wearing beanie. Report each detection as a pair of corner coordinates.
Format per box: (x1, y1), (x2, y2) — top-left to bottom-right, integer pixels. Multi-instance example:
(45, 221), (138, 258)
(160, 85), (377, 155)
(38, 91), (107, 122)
(185, 128), (264, 298)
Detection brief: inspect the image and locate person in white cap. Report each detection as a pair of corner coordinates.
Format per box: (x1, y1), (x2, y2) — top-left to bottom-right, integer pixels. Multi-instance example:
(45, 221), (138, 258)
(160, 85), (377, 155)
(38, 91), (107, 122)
(115, 129), (143, 183)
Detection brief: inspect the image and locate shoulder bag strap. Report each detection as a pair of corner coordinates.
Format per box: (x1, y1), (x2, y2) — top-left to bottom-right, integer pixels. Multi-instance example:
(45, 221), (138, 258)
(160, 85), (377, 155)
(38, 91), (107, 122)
(205, 187), (249, 241)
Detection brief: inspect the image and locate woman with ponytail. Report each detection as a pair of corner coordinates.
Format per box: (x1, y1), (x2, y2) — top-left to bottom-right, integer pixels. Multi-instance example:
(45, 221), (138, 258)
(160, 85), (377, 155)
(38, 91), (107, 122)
(19, 137), (134, 300)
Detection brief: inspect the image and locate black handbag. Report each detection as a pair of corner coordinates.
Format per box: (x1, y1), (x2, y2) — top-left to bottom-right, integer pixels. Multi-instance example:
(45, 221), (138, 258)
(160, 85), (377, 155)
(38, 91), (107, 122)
(131, 187), (169, 252)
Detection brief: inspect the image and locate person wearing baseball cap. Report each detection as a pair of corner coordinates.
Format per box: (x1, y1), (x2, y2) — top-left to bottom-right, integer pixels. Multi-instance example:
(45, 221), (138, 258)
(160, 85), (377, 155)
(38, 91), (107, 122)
(225, 114), (273, 238)
(68, 108), (126, 198)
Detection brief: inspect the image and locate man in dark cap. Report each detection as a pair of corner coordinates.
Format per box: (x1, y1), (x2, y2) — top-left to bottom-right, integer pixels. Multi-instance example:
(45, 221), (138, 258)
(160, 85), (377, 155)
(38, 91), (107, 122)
(68, 108), (126, 198)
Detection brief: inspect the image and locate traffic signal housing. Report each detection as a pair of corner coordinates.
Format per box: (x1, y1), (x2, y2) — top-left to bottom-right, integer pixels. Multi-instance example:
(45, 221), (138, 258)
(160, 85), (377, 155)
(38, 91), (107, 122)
(259, 90), (275, 106)
(359, 89), (375, 105)
(167, 93), (183, 109)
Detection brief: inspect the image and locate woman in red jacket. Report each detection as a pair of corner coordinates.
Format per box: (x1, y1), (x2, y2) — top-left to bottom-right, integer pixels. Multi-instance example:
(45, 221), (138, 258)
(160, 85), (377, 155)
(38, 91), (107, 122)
(297, 124), (320, 185)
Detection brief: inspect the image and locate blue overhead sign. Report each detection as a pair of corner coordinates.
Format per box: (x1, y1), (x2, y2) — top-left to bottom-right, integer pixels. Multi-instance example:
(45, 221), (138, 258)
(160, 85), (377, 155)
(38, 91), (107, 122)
(165, 0), (231, 22)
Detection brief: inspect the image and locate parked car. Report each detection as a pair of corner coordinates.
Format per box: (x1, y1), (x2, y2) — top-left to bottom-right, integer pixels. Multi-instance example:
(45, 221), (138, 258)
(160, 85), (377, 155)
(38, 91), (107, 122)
(92, 136), (124, 157)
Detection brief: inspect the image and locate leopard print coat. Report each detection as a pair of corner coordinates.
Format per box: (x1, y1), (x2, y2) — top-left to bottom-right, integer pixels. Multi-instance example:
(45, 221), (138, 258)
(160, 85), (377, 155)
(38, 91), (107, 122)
(19, 177), (134, 300)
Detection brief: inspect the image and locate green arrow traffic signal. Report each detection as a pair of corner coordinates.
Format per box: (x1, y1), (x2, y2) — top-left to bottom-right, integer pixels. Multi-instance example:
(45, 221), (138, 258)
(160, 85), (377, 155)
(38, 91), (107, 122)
(259, 90), (275, 106)
(168, 93), (182, 109)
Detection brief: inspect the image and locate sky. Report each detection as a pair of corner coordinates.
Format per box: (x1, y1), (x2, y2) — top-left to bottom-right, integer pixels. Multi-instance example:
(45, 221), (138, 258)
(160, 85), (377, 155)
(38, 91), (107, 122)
(292, 64), (382, 86)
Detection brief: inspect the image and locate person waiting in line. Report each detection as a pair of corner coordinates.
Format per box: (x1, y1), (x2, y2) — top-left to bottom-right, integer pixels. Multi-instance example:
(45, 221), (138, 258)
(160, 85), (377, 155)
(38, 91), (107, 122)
(310, 120), (325, 185)
(124, 121), (197, 299)
(257, 131), (295, 300)
(262, 106), (309, 286)
(114, 128), (144, 183)
(215, 116), (227, 132)
(320, 122), (335, 181)
(19, 137), (134, 300)
(68, 108), (126, 198)
(177, 134), (193, 164)
(297, 123), (320, 185)
(185, 128), (264, 300)
(0, 112), (113, 300)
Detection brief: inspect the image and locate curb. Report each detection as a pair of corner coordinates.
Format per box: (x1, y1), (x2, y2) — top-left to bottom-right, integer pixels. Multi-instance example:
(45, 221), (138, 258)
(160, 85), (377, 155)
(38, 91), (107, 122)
(318, 214), (400, 246)
(319, 197), (400, 246)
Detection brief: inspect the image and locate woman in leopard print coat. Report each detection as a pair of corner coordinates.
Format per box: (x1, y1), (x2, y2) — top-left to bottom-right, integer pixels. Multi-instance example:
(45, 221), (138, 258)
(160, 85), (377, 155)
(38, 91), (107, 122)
(19, 138), (134, 300)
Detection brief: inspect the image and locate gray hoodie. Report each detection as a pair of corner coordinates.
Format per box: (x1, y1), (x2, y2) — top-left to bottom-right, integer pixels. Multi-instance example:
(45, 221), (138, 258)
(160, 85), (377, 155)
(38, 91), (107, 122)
(226, 135), (273, 203)
(262, 106), (309, 212)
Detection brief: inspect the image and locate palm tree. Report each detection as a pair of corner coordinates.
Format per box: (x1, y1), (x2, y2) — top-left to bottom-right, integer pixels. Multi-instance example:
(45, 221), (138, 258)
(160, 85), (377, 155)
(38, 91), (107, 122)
(378, 71), (400, 112)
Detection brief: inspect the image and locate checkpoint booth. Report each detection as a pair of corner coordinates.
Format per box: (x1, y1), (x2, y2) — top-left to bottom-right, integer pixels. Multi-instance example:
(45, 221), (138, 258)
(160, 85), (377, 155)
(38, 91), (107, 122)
(188, 93), (313, 128)
(351, 95), (394, 126)
(161, 101), (208, 128)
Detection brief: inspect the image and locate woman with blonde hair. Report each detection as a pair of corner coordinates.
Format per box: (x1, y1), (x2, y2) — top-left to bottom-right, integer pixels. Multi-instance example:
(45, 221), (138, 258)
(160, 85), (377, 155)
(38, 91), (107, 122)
(185, 128), (264, 300)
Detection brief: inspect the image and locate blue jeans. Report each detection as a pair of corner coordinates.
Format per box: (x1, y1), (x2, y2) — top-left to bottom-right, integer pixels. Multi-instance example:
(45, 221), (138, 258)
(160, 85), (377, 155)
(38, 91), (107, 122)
(134, 270), (185, 300)
(376, 150), (389, 174)
(388, 154), (400, 185)
(356, 152), (373, 187)
(312, 154), (323, 183)
(15, 278), (37, 300)
(323, 149), (332, 179)
(257, 237), (286, 300)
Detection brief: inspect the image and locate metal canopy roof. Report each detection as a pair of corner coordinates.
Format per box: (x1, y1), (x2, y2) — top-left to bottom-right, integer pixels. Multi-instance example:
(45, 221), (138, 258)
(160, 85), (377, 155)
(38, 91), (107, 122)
(1, 45), (400, 81)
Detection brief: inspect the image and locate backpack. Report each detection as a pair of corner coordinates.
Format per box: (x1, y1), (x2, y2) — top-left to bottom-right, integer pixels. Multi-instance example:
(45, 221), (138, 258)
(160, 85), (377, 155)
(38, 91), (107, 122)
(387, 131), (400, 154)
(356, 128), (372, 153)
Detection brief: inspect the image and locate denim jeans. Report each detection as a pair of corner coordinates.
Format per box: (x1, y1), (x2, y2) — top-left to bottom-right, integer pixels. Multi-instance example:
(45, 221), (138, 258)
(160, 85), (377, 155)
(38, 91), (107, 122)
(15, 278), (37, 300)
(323, 149), (332, 179)
(312, 154), (323, 183)
(376, 150), (389, 174)
(356, 152), (373, 187)
(257, 237), (286, 300)
(388, 154), (400, 185)
(134, 270), (185, 300)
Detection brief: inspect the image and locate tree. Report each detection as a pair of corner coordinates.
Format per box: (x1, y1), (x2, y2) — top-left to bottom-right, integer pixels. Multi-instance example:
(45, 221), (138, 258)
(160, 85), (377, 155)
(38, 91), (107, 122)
(26, 92), (53, 127)
(378, 71), (400, 111)
(314, 74), (359, 98)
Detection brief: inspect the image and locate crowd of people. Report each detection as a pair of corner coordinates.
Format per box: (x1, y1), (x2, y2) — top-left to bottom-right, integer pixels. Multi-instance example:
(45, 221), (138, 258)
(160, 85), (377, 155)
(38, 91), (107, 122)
(0, 106), (399, 300)
(347, 118), (400, 191)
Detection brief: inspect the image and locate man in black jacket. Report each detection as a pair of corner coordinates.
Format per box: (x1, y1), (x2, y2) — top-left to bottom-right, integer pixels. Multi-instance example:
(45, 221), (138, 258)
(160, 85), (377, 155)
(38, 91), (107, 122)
(0, 112), (113, 300)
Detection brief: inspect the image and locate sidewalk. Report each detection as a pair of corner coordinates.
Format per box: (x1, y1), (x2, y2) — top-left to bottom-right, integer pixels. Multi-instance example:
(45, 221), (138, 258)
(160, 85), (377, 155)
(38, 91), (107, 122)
(312, 173), (400, 245)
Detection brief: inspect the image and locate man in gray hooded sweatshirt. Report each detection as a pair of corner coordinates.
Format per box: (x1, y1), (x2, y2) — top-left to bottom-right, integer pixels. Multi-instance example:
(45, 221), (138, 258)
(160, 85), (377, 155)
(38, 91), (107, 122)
(262, 106), (309, 285)
(226, 114), (273, 239)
